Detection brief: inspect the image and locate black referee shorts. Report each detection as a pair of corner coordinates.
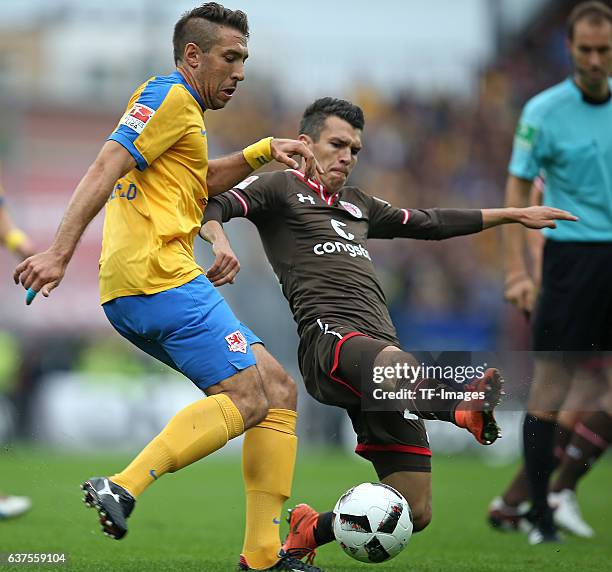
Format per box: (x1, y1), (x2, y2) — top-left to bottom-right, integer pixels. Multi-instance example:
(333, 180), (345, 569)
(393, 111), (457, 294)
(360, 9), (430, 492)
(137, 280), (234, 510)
(532, 240), (612, 352)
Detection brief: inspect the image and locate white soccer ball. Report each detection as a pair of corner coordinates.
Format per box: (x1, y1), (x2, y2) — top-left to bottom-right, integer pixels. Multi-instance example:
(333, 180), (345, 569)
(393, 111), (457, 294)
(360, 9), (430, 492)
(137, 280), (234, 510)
(332, 482), (413, 563)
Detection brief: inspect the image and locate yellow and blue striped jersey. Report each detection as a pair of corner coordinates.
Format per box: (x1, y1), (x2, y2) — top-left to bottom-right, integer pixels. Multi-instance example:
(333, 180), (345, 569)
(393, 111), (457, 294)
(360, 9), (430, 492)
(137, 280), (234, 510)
(100, 71), (209, 303)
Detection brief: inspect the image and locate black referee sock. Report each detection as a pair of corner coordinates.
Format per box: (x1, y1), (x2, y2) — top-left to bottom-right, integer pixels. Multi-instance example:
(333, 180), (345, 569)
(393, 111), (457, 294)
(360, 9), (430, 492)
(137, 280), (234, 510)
(314, 511), (335, 546)
(523, 414), (556, 514)
(502, 423), (571, 507)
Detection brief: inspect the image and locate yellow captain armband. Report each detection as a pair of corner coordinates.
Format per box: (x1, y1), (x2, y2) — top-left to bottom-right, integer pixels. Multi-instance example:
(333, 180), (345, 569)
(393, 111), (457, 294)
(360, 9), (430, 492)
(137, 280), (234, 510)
(242, 137), (273, 170)
(4, 228), (27, 253)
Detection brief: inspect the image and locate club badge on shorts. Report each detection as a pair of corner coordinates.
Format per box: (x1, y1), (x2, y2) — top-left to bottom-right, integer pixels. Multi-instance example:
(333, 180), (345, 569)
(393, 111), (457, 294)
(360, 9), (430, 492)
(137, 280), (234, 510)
(225, 330), (248, 353)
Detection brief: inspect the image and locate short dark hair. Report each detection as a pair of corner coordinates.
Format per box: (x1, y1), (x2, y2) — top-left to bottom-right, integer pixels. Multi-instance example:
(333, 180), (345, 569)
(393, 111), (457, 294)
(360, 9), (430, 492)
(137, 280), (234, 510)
(173, 2), (249, 65)
(299, 97), (365, 141)
(568, 1), (612, 39)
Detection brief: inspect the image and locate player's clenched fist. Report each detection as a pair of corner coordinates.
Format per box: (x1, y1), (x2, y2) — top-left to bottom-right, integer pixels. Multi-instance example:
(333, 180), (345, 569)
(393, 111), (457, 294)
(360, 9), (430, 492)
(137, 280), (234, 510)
(13, 249), (66, 298)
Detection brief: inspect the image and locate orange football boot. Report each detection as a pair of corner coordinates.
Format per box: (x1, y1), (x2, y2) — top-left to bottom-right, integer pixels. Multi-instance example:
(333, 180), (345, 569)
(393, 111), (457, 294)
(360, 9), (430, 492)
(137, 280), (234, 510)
(454, 368), (504, 445)
(281, 503), (320, 564)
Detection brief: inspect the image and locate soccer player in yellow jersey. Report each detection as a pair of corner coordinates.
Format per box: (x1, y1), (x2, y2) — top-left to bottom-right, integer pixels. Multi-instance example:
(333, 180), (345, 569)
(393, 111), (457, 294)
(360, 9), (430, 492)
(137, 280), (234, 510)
(0, 171), (34, 262)
(0, 169), (34, 521)
(14, 4), (322, 571)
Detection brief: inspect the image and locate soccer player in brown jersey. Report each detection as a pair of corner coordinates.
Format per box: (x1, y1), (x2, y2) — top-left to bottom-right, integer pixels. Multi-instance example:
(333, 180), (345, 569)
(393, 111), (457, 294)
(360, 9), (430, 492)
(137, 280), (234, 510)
(201, 97), (577, 564)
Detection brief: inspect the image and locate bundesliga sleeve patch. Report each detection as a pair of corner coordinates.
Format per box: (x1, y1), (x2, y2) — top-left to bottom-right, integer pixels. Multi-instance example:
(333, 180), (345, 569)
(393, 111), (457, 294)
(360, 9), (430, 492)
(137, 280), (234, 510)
(515, 122), (538, 149)
(120, 103), (156, 134)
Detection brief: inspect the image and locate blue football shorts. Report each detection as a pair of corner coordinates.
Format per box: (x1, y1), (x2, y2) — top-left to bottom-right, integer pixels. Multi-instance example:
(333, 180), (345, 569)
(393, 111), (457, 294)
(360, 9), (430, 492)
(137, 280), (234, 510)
(102, 274), (262, 390)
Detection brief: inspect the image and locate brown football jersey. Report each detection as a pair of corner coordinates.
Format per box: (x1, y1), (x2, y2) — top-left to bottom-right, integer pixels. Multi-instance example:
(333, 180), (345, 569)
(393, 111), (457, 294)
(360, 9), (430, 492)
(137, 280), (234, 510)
(204, 169), (482, 345)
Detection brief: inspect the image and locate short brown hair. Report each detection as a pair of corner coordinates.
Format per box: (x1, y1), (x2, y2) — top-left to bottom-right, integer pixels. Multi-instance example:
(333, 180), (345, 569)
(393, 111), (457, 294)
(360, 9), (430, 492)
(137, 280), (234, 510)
(173, 2), (249, 65)
(568, 1), (612, 39)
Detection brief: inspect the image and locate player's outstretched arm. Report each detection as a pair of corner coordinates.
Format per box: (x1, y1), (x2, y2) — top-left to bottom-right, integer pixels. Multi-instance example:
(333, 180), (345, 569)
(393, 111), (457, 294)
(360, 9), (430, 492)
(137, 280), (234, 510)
(207, 137), (322, 197)
(199, 220), (240, 287)
(481, 205), (577, 230)
(13, 141), (135, 298)
(369, 192), (574, 241)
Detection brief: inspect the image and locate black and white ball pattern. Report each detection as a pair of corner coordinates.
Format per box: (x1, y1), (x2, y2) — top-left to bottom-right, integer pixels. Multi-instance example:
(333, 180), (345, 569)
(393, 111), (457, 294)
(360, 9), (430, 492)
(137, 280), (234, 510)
(332, 482), (413, 563)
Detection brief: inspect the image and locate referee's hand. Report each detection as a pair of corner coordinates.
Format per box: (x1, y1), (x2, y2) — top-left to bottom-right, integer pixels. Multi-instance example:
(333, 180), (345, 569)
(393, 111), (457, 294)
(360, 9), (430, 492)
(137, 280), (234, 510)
(504, 274), (536, 315)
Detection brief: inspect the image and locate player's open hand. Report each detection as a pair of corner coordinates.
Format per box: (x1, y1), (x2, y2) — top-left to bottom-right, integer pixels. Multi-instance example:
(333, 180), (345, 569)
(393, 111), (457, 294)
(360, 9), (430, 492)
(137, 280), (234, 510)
(13, 248), (67, 300)
(504, 273), (537, 314)
(206, 238), (240, 287)
(516, 206), (578, 229)
(270, 138), (324, 182)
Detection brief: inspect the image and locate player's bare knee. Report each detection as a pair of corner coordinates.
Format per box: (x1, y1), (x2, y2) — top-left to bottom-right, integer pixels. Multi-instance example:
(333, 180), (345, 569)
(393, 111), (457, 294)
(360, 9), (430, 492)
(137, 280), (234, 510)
(250, 396), (270, 427)
(252, 344), (297, 410)
(214, 366), (269, 429)
(411, 504), (432, 532)
(241, 385), (269, 428)
(381, 470), (432, 533)
(399, 493), (431, 532)
(267, 372), (297, 410)
(262, 368), (296, 407)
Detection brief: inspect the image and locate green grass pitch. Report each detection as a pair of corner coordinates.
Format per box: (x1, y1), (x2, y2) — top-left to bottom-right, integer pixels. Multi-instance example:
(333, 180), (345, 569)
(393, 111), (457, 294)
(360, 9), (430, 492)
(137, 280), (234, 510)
(1, 447), (611, 571)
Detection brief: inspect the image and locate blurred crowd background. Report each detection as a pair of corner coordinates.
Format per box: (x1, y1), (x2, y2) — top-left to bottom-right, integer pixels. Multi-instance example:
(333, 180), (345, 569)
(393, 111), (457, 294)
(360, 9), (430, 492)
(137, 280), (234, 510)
(0, 0), (592, 453)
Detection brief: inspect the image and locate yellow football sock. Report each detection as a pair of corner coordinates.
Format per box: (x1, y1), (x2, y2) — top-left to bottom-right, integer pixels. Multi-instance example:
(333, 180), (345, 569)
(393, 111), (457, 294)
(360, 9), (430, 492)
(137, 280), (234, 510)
(241, 409), (298, 570)
(111, 394), (244, 497)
